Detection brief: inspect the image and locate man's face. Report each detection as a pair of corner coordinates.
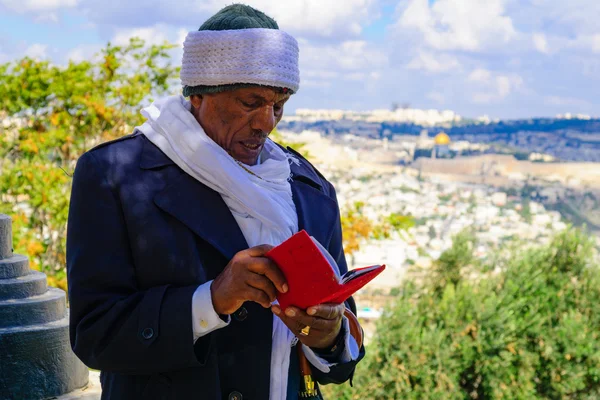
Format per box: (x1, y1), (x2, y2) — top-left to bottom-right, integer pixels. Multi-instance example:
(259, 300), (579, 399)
(190, 86), (291, 165)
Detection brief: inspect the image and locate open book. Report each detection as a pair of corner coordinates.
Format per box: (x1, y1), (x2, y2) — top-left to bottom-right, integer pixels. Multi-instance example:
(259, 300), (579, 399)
(266, 230), (385, 310)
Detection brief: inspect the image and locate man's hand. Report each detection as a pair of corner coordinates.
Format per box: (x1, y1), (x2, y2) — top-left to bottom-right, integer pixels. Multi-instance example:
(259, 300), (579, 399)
(271, 303), (344, 350)
(211, 245), (288, 315)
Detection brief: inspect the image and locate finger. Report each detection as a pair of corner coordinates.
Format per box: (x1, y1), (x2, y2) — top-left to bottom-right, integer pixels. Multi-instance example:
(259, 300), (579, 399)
(307, 303), (345, 320)
(283, 307), (333, 331)
(273, 307), (317, 335)
(244, 287), (273, 308)
(246, 273), (278, 303)
(244, 244), (275, 257)
(248, 258), (288, 293)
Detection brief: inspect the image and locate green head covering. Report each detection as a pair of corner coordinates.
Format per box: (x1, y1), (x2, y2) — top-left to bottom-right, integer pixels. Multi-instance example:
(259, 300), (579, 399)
(183, 4), (285, 97)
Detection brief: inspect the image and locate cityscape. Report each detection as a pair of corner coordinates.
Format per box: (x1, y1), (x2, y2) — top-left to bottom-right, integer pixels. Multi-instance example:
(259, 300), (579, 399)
(281, 108), (600, 162)
(280, 108), (600, 336)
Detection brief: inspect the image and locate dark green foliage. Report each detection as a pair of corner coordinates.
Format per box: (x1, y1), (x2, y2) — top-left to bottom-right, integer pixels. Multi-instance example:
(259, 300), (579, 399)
(0, 39), (179, 289)
(432, 230), (475, 293)
(324, 229), (600, 399)
(386, 214), (416, 232)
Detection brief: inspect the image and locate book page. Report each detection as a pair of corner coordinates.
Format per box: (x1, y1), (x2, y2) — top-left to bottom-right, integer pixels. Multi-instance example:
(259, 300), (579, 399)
(310, 236), (341, 281)
(340, 265), (382, 285)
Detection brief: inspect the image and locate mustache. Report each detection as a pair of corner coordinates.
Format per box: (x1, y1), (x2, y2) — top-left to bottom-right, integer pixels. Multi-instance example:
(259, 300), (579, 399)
(251, 130), (270, 140)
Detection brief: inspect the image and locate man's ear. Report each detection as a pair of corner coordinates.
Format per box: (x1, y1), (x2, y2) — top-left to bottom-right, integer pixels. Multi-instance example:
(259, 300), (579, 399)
(189, 94), (203, 108)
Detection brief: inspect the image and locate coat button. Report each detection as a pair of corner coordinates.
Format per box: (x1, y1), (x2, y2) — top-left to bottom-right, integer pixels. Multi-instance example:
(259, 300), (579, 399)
(233, 307), (248, 321)
(228, 391), (243, 400)
(141, 327), (154, 340)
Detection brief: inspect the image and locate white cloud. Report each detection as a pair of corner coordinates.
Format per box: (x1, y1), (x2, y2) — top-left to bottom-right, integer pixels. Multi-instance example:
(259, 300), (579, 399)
(496, 75), (516, 98)
(395, 0), (516, 52)
(303, 70), (339, 80)
(544, 95), (591, 108)
(468, 68), (523, 103)
(406, 51), (460, 73)
(343, 72), (368, 81)
(296, 39), (387, 92)
(24, 43), (48, 59)
(239, 0), (379, 39)
(175, 29), (187, 48)
(592, 35), (600, 53)
(65, 43), (102, 63)
(0, 0), (77, 12)
(468, 68), (492, 83)
(532, 33), (549, 54)
(5, 0), (600, 118)
(80, 0), (378, 40)
(511, 0), (600, 55)
(577, 34), (600, 54)
(112, 24), (171, 47)
(522, 0), (600, 37)
(110, 24), (186, 70)
(301, 40), (388, 72)
(301, 79), (333, 88)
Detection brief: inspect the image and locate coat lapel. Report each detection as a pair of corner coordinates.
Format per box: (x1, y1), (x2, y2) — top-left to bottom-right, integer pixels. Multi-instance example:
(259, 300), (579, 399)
(141, 136), (338, 258)
(140, 136), (248, 260)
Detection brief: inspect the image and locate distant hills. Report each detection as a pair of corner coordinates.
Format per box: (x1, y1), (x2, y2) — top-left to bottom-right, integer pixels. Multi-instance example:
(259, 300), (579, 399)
(280, 116), (600, 138)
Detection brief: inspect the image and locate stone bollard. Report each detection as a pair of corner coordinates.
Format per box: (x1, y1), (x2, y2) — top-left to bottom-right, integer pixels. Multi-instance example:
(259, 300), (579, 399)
(0, 214), (89, 399)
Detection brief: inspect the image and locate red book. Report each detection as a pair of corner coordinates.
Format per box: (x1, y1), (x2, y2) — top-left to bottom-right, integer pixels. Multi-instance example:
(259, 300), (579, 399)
(266, 230), (386, 310)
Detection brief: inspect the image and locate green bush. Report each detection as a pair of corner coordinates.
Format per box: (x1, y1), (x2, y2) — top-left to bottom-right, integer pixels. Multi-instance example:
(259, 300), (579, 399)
(0, 40), (178, 289)
(324, 229), (600, 399)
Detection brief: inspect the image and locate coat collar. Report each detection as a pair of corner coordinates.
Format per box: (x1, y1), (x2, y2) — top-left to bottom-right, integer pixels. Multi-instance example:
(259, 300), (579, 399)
(285, 147), (338, 246)
(141, 137), (337, 259)
(290, 179), (337, 248)
(139, 133), (176, 170)
(286, 146), (323, 191)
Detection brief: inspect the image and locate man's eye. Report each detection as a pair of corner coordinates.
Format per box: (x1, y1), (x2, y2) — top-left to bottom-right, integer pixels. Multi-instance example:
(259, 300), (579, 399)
(242, 101), (259, 108)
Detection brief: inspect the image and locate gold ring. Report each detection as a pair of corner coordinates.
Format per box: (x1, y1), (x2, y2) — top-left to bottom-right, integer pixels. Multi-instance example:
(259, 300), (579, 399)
(300, 325), (311, 336)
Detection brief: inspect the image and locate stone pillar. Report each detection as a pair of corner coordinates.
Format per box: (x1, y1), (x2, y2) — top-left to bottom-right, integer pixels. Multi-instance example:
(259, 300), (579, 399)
(0, 214), (89, 399)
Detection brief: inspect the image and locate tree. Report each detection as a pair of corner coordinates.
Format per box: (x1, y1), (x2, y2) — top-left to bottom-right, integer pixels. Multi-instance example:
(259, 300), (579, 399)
(386, 213), (416, 232)
(431, 230), (476, 294)
(323, 228), (600, 399)
(0, 38), (179, 289)
(428, 225), (437, 240)
(340, 201), (372, 258)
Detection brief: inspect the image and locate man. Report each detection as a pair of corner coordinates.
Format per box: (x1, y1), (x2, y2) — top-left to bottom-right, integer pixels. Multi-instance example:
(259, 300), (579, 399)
(66, 4), (364, 399)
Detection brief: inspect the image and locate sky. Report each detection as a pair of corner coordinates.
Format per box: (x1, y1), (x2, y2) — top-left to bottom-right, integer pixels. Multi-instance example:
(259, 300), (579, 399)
(1, 0), (599, 120)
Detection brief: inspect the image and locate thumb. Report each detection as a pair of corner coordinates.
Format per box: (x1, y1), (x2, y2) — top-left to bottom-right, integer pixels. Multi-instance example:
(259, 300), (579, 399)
(245, 244), (275, 257)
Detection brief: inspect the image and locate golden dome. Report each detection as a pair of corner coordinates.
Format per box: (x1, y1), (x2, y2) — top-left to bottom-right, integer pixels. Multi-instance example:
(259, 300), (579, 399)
(434, 132), (450, 146)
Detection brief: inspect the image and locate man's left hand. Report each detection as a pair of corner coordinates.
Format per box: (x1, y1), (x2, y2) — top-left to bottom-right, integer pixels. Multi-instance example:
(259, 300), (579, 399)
(271, 303), (344, 349)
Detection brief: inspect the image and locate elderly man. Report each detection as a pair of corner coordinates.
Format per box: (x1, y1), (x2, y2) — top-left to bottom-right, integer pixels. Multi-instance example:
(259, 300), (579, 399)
(66, 4), (364, 399)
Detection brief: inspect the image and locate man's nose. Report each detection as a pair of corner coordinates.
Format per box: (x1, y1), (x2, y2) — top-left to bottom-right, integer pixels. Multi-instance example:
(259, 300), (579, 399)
(251, 105), (276, 135)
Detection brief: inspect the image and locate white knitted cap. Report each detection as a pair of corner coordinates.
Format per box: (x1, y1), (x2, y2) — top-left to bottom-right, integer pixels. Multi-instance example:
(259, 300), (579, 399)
(181, 28), (300, 93)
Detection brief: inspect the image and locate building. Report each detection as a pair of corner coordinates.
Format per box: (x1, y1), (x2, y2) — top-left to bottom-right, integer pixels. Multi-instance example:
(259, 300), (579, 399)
(432, 132), (451, 159)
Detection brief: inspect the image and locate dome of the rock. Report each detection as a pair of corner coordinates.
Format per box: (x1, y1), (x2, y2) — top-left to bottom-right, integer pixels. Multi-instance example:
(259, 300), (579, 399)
(434, 132), (450, 146)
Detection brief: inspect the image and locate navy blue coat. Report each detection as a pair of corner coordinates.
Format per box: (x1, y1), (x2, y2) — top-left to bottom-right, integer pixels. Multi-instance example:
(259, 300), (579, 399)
(66, 132), (364, 400)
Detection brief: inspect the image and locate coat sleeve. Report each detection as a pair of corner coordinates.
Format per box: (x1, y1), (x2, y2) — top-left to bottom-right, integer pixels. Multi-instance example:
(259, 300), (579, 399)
(311, 181), (366, 386)
(66, 152), (212, 374)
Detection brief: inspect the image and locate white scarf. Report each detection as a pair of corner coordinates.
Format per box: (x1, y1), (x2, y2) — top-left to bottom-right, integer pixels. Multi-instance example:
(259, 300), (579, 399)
(136, 95), (297, 400)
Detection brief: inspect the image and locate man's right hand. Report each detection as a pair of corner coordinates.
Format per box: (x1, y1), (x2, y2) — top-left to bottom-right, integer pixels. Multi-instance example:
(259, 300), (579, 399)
(210, 244), (288, 315)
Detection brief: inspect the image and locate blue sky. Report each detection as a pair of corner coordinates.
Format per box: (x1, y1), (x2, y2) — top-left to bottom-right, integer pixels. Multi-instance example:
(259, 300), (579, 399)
(1, 0), (599, 120)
